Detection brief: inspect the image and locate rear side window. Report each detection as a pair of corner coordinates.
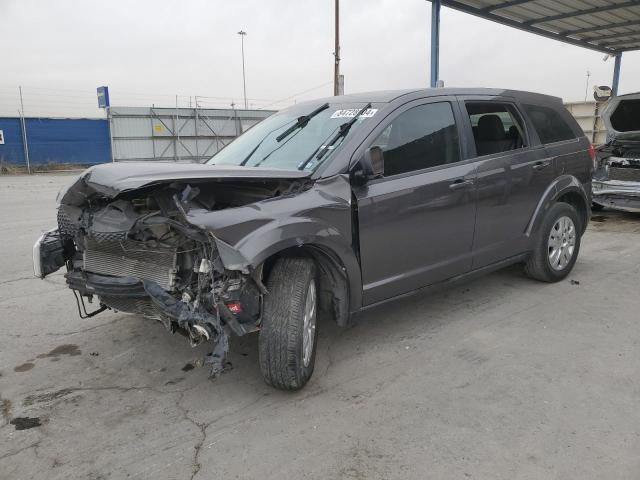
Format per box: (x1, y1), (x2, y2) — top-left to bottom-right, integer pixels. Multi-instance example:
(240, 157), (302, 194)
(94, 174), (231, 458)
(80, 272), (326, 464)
(465, 102), (526, 156)
(370, 102), (460, 177)
(523, 104), (576, 144)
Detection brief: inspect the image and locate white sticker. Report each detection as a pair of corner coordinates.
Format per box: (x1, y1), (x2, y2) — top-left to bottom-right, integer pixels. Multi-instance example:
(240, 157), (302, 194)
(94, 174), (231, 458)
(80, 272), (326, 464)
(330, 108), (378, 119)
(0, 130), (4, 145)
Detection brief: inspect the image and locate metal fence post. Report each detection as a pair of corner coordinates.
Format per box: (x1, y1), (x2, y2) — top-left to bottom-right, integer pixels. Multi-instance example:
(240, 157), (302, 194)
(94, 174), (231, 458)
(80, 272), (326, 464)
(194, 107), (200, 162)
(107, 106), (116, 162)
(18, 86), (31, 173)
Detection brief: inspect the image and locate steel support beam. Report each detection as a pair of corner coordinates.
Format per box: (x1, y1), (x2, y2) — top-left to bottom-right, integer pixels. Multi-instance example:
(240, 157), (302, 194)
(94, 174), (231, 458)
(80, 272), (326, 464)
(439, 0), (616, 54)
(612, 53), (622, 96)
(590, 31), (640, 43)
(560, 18), (640, 36)
(524, 1), (640, 26)
(482, 0), (533, 12)
(430, 0), (441, 88)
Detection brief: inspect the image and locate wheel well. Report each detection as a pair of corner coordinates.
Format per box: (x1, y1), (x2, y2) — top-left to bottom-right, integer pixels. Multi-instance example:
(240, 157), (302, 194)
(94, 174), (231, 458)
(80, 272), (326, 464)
(557, 191), (588, 233)
(263, 245), (350, 327)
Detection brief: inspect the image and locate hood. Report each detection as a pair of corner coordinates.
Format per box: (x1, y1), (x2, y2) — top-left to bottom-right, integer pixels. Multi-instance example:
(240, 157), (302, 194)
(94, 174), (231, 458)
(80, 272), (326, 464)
(58, 161), (311, 205)
(601, 92), (640, 143)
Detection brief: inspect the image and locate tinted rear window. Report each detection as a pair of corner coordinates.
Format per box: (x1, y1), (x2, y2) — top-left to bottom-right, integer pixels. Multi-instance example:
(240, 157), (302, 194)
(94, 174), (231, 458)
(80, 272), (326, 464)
(523, 104), (576, 144)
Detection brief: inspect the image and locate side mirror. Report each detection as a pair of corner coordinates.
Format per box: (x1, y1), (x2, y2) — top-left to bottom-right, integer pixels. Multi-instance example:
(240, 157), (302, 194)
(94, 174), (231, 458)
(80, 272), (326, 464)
(352, 147), (384, 186)
(365, 146), (384, 178)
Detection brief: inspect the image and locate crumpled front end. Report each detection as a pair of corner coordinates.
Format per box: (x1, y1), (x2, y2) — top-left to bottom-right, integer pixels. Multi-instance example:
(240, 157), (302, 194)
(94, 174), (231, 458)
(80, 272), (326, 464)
(34, 166), (306, 375)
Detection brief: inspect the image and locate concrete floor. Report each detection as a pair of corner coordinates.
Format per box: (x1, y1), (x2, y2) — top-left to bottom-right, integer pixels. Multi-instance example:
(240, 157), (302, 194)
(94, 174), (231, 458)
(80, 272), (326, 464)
(1, 172), (639, 480)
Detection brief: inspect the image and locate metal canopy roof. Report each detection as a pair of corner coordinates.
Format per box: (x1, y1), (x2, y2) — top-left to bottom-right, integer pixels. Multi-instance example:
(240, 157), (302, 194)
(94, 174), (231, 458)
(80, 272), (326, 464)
(438, 0), (640, 54)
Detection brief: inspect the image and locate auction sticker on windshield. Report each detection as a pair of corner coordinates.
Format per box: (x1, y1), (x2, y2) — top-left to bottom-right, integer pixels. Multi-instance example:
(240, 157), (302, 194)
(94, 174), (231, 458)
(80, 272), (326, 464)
(331, 108), (378, 119)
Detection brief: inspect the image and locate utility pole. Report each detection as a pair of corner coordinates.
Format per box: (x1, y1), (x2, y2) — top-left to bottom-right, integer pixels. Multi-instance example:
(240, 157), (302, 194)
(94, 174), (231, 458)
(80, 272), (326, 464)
(238, 30), (248, 109)
(333, 0), (341, 96)
(18, 86), (31, 174)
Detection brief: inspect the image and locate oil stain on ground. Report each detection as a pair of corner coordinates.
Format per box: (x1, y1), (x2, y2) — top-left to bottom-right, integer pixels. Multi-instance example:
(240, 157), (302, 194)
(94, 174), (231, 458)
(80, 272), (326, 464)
(14, 362), (35, 372)
(10, 416), (42, 430)
(37, 344), (81, 359)
(23, 388), (75, 407)
(1, 398), (12, 422)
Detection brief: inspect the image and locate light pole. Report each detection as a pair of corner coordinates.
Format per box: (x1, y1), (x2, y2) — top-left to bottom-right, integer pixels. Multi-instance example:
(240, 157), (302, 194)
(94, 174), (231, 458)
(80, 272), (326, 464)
(238, 30), (248, 110)
(333, 0), (341, 96)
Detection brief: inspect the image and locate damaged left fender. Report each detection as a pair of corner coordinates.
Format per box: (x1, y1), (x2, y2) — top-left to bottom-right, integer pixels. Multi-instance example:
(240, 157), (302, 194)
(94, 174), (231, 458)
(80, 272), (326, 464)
(185, 174), (364, 314)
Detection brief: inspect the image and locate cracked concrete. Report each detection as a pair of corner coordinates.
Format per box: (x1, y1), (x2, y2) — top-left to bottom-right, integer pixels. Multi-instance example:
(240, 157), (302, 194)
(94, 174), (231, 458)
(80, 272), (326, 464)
(1, 173), (640, 479)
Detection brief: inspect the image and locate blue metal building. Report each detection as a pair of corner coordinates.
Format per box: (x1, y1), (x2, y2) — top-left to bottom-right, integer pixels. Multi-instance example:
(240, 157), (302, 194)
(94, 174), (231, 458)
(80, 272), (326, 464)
(0, 117), (111, 167)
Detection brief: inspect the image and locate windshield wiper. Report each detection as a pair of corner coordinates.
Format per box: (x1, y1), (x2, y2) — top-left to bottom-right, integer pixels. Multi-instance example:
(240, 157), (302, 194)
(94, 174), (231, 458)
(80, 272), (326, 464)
(238, 119), (297, 166)
(275, 103), (329, 142)
(298, 103), (372, 171)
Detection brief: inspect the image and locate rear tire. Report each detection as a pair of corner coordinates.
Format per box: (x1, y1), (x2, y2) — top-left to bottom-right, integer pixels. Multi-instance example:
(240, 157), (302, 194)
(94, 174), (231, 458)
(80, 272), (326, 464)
(259, 257), (318, 390)
(524, 202), (581, 282)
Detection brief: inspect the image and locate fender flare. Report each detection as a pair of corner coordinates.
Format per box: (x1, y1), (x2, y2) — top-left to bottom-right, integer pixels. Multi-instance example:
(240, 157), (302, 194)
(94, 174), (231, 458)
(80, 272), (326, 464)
(525, 175), (590, 237)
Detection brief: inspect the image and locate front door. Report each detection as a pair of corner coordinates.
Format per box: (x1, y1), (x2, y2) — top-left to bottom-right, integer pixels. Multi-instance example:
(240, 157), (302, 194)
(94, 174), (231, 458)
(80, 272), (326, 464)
(354, 100), (477, 306)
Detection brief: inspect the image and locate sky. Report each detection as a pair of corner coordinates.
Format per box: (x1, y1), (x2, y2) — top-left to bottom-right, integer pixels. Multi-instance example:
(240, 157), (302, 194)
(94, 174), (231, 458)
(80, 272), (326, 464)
(1, 0), (639, 118)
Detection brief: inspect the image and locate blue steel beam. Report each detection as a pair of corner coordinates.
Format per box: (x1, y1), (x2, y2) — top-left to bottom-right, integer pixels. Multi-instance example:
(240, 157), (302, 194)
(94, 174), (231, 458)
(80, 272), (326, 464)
(431, 0), (441, 88)
(612, 53), (622, 96)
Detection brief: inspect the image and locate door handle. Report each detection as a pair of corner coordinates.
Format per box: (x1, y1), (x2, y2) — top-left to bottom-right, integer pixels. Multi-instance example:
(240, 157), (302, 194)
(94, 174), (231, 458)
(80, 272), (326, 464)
(533, 160), (551, 171)
(449, 179), (474, 190)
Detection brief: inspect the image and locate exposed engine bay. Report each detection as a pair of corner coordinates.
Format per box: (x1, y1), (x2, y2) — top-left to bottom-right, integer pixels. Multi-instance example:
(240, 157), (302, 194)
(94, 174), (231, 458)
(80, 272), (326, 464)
(593, 93), (640, 212)
(36, 174), (311, 376)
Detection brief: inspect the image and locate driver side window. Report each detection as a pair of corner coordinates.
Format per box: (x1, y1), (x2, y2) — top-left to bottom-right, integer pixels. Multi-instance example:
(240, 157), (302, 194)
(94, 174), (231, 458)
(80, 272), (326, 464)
(371, 102), (460, 177)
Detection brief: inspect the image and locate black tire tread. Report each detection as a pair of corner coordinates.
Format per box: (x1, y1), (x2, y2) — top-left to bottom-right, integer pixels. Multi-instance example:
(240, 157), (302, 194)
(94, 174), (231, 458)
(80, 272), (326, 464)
(524, 201), (581, 283)
(259, 257), (316, 390)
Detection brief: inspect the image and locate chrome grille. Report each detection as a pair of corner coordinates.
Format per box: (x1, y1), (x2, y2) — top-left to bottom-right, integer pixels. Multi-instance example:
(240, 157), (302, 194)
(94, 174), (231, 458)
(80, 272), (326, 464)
(609, 167), (640, 182)
(83, 238), (177, 290)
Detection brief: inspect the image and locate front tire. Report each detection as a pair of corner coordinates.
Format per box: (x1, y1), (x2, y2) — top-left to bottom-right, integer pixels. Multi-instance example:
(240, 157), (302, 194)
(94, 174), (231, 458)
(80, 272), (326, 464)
(259, 257), (318, 390)
(524, 202), (581, 282)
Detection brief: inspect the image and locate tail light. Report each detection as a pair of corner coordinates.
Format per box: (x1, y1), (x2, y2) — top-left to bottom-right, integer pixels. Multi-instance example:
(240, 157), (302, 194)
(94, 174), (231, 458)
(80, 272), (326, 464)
(588, 144), (597, 169)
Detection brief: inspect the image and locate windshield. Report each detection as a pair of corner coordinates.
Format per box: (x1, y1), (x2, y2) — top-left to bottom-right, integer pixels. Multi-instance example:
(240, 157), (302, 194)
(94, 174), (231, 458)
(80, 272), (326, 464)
(207, 102), (380, 171)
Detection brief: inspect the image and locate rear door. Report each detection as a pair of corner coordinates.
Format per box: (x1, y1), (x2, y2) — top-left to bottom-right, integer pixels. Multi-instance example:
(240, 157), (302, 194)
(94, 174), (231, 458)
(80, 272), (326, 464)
(522, 102), (591, 188)
(459, 97), (552, 268)
(353, 98), (477, 305)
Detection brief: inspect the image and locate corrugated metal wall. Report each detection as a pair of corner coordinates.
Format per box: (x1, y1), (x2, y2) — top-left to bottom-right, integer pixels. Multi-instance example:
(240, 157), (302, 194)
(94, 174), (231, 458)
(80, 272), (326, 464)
(0, 103), (605, 168)
(0, 118), (25, 165)
(0, 117), (110, 166)
(109, 107), (275, 162)
(565, 101), (607, 145)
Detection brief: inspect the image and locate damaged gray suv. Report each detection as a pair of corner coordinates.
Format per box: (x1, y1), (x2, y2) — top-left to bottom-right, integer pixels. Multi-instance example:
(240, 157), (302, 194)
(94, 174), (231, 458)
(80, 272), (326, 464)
(34, 88), (593, 390)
